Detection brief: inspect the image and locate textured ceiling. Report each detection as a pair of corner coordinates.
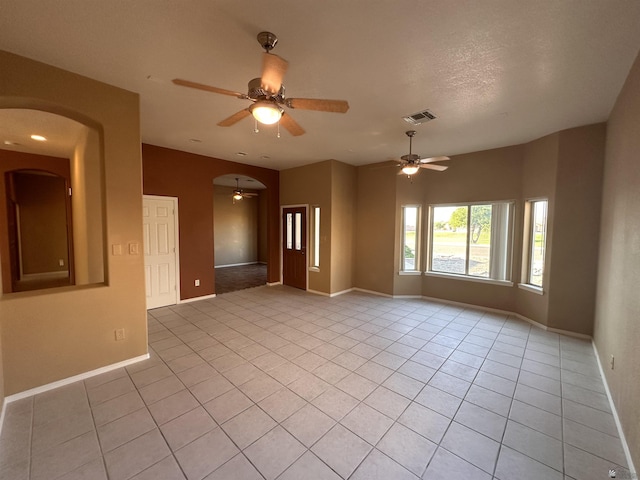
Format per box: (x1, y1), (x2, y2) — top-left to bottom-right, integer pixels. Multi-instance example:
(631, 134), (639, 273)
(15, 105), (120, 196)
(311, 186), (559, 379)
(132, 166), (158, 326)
(1, 0), (640, 170)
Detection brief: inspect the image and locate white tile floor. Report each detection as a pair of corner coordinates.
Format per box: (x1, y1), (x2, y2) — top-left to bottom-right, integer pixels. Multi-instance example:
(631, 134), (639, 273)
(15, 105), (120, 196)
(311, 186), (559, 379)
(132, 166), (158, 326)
(0, 286), (632, 480)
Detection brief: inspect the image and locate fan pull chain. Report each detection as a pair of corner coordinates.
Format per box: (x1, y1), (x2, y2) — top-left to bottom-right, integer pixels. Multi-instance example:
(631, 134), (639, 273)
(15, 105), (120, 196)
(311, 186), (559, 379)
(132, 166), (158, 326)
(254, 118), (259, 134)
(277, 121), (281, 138)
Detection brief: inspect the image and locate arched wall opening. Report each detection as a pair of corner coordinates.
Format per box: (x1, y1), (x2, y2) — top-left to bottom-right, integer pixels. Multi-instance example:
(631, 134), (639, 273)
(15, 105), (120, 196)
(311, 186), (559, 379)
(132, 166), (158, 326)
(213, 174), (268, 294)
(0, 108), (105, 294)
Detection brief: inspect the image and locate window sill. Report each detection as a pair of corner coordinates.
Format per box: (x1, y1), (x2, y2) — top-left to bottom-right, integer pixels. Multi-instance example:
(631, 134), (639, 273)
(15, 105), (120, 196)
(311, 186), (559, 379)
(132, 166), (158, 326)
(424, 271), (513, 287)
(518, 283), (544, 295)
(399, 271), (422, 276)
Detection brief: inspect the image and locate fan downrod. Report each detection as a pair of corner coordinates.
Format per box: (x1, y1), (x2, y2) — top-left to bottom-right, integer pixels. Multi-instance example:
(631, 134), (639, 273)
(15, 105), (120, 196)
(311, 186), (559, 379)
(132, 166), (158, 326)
(257, 31), (278, 52)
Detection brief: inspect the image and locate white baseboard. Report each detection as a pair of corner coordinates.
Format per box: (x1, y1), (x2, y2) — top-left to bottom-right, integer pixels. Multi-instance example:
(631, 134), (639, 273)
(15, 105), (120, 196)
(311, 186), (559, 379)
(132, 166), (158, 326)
(351, 287), (394, 298)
(214, 262), (260, 268)
(0, 353), (149, 438)
(419, 294), (593, 340)
(267, 281), (282, 287)
(180, 293), (217, 303)
(308, 288), (355, 298)
(307, 288), (330, 297)
(592, 342), (637, 477)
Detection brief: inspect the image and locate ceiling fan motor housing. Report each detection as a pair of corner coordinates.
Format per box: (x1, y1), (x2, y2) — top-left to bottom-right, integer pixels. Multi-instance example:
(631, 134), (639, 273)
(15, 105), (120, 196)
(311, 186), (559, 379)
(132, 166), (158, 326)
(247, 78), (285, 102)
(257, 31), (278, 52)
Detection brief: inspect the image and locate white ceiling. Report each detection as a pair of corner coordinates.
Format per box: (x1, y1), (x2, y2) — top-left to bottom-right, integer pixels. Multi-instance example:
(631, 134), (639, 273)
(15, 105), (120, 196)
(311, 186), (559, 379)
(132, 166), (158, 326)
(1, 0), (639, 170)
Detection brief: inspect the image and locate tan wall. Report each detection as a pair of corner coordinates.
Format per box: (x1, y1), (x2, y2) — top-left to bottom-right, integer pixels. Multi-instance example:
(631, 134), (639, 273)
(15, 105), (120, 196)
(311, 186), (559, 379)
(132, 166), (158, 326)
(213, 185), (259, 266)
(394, 169), (430, 296)
(71, 126), (104, 285)
(594, 50), (640, 470)
(330, 161), (356, 294)
(354, 163), (396, 295)
(547, 124), (606, 335)
(280, 161), (332, 293)
(0, 50), (147, 396)
(142, 144), (280, 299)
(516, 133), (559, 323)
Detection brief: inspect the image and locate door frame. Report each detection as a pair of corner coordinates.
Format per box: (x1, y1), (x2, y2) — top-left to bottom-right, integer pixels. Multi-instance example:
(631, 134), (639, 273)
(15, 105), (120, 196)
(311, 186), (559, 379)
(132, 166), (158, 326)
(280, 204), (309, 290)
(143, 194), (181, 307)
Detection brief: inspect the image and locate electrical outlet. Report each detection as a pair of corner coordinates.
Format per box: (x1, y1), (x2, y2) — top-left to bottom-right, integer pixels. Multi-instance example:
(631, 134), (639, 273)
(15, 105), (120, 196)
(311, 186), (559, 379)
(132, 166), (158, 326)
(195, 279), (200, 287)
(115, 328), (125, 341)
(610, 354), (615, 370)
(58, 259), (64, 266)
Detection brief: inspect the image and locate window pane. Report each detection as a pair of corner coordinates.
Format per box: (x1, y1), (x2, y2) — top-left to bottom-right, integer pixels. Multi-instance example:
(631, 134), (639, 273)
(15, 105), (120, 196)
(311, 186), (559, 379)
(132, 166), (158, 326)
(294, 212), (302, 250)
(468, 205), (491, 278)
(313, 207), (320, 267)
(529, 200), (547, 287)
(431, 206), (467, 274)
(428, 201), (512, 282)
(286, 213), (293, 250)
(402, 206), (418, 271)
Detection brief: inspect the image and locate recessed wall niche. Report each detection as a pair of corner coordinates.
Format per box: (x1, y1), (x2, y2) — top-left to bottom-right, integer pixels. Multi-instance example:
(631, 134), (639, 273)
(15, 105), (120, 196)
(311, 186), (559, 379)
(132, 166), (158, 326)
(0, 109), (105, 293)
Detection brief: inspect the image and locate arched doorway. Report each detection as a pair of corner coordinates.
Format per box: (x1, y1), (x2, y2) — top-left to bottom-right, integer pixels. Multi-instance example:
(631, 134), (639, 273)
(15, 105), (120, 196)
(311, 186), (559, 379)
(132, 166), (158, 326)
(213, 174), (268, 294)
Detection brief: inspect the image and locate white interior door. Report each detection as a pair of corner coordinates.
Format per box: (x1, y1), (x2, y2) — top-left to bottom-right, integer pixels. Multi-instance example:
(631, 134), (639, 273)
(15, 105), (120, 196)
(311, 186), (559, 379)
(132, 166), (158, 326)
(143, 196), (178, 309)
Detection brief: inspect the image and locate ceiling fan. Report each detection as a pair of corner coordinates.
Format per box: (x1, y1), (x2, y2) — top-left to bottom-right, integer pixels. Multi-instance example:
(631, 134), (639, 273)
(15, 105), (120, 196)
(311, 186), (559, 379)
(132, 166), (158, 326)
(232, 178), (258, 203)
(172, 31), (350, 136)
(397, 130), (450, 177)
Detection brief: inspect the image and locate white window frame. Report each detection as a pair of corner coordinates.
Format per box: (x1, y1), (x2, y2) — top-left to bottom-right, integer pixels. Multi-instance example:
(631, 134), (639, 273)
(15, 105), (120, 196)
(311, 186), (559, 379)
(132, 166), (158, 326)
(400, 205), (421, 274)
(426, 201), (514, 285)
(519, 198), (548, 294)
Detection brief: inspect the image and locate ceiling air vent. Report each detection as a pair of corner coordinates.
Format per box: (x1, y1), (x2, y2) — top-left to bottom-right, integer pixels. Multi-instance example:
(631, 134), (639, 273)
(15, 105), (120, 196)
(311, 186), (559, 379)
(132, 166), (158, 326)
(403, 109), (436, 125)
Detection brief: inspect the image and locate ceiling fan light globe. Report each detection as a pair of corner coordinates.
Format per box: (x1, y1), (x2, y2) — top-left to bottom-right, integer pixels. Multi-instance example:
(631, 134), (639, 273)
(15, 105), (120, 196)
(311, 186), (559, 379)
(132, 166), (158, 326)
(251, 101), (283, 125)
(402, 165), (420, 175)
(233, 193), (243, 200)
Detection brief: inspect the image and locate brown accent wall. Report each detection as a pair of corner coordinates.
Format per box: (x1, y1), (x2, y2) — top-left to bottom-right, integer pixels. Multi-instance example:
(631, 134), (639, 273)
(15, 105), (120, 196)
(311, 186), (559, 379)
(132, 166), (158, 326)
(0, 151), (71, 289)
(0, 50), (147, 396)
(14, 172), (69, 275)
(594, 50), (640, 470)
(142, 144), (279, 299)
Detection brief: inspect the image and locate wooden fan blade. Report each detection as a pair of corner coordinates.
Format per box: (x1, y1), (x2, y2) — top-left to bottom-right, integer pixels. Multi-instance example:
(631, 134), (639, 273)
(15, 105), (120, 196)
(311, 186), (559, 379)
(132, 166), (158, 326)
(286, 98), (350, 113)
(217, 109), (251, 127)
(280, 114), (305, 136)
(420, 164), (449, 172)
(172, 78), (247, 98)
(261, 53), (288, 94)
(420, 156), (450, 164)
(243, 193), (258, 197)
